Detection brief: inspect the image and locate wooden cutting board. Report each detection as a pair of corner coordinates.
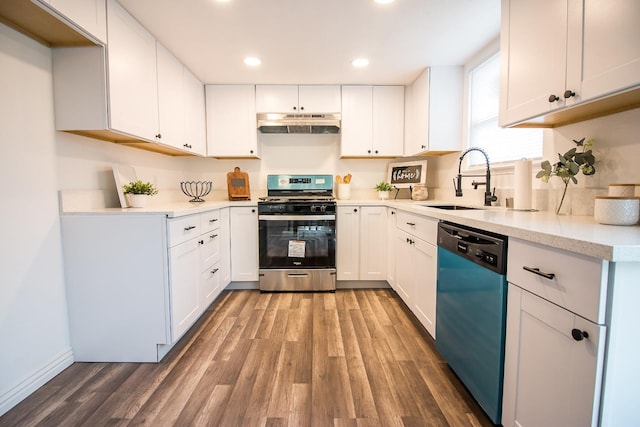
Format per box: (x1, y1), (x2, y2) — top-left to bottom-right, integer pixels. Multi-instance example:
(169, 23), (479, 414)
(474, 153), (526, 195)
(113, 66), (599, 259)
(227, 167), (251, 200)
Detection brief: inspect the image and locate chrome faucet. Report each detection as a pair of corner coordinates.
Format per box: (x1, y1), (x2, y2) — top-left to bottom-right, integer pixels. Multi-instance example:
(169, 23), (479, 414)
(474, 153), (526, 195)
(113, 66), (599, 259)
(454, 147), (497, 206)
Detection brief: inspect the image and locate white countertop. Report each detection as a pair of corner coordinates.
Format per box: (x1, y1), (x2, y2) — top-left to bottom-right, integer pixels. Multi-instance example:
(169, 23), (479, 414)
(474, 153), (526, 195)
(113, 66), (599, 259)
(60, 193), (640, 262)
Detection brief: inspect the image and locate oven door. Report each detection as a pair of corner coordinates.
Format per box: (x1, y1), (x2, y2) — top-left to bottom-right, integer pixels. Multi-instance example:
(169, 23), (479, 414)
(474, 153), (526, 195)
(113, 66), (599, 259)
(259, 214), (336, 269)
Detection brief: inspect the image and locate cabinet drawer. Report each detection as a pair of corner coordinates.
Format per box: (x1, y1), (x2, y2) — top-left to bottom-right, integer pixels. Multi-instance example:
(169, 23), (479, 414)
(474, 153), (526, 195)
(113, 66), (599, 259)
(200, 229), (221, 269)
(507, 238), (608, 323)
(396, 210), (437, 244)
(168, 214), (201, 247)
(200, 209), (221, 233)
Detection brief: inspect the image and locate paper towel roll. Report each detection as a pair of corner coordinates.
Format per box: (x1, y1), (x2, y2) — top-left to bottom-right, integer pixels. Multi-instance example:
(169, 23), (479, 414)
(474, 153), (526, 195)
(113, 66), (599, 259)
(514, 159), (532, 210)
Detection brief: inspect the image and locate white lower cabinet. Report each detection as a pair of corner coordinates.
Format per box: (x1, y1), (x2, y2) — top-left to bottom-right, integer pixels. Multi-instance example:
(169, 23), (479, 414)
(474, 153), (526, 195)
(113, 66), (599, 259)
(503, 238), (608, 427)
(61, 208), (228, 362)
(502, 285), (605, 427)
(229, 206), (259, 282)
(336, 205), (387, 281)
(394, 227), (437, 338)
(386, 208), (397, 286)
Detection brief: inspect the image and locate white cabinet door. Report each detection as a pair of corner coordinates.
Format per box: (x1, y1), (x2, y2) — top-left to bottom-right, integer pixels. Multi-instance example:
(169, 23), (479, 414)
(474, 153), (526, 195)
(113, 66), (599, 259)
(206, 85), (259, 158)
(255, 85), (299, 113)
(579, 0), (640, 102)
(340, 86), (373, 157)
(412, 238), (436, 338)
(336, 206), (360, 280)
(183, 67), (207, 155)
(500, 0), (568, 126)
(502, 284), (605, 427)
(156, 42), (185, 149)
(48, 0), (107, 43)
(406, 67), (462, 155)
(106, 0), (159, 141)
(229, 207), (259, 282)
(373, 86), (404, 157)
(218, 208), (231, 287)
(386, 208), (397, 286)
(394, 229), (413, 306)
(359, 206), (387, 281)
(200, 260), (221, 309)
(169, 238), (200, 341)
(298, 85), (341, 112)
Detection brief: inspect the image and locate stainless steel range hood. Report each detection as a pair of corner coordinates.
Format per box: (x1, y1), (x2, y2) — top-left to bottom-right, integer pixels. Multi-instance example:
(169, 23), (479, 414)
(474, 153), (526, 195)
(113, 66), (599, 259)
(257, 113), (341, 134)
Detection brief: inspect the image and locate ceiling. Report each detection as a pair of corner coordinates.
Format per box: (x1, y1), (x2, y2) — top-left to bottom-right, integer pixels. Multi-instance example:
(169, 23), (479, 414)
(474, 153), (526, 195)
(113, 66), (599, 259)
(117, 0), (500, 86)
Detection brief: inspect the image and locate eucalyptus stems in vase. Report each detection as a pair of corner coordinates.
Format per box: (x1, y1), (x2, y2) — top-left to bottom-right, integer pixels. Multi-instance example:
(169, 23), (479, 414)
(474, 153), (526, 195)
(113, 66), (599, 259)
(536, 138), (596, 214)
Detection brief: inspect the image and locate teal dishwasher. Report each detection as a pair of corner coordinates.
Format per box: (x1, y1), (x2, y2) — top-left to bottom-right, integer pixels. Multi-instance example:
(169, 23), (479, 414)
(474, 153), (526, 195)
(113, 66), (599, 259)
(435, 221), (507, 425)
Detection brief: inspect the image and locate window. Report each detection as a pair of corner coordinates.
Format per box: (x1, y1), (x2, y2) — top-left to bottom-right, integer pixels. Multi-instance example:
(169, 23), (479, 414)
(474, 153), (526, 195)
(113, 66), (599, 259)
(466, 52), (542, 168)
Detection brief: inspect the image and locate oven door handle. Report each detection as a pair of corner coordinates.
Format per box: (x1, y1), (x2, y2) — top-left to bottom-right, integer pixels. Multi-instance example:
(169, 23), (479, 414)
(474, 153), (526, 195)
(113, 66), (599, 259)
(259, 214), (336, 221)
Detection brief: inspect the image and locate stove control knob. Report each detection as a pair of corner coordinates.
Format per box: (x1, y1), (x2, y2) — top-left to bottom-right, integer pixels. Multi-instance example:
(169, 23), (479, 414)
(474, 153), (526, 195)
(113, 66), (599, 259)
(320, 205), (327, 212)
(311, 205), (318, 212)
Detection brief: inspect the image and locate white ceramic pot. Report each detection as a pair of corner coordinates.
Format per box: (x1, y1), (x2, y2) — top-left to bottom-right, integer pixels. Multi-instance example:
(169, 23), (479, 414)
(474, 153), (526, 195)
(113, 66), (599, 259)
(594, 196), (639, 225)
(126, 194), (149, 208)
(378, 190), (390, 200)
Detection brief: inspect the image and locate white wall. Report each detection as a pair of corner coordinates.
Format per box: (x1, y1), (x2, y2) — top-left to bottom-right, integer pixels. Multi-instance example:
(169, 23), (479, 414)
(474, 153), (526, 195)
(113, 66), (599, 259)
(0, 24), (73, 416)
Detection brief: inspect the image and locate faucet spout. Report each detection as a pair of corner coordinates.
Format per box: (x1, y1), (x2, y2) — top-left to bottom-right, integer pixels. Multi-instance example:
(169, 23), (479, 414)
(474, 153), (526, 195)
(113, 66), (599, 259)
(455, 147), (497, 206)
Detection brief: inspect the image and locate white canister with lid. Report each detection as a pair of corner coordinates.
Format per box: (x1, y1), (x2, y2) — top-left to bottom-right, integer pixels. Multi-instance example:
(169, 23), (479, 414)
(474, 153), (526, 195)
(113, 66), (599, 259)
(594, 196), (639, 225)
(608, 183), (636, 197)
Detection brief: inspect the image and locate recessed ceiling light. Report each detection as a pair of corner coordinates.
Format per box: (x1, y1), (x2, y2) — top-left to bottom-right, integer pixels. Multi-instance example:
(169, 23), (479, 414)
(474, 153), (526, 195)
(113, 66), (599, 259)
(244, 57), (261, 67)
(374, 0), (395, 4)
(352, 58), (369, 68)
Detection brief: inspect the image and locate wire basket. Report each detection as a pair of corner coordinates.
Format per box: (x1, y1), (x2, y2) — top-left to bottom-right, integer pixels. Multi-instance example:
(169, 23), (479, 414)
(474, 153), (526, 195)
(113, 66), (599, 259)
(180, 181), (212, 202)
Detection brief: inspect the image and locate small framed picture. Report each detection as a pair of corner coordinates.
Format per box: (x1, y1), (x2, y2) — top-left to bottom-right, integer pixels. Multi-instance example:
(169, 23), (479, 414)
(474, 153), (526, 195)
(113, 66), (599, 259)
(387, 160), (428, 188)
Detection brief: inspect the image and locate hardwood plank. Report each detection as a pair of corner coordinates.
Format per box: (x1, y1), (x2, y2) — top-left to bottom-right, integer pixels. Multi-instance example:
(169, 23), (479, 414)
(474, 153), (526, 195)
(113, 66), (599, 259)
(0, 290), (496, 427)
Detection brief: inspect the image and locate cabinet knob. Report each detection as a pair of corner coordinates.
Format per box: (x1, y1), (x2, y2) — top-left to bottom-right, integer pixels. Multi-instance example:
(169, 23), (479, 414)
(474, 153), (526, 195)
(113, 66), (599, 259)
(183, 143), (192, 149)
(571, 329), (589, 341)
(300, 106), (304, 111)
(421, 145), (426, 150)
(155, 133), (162, 139)
(211, 268), (219, 275)
(250, 150), (254, 154)
(353, 208), (358, 213)
(198, 240), (204, 245)
(368, 149), (372, 154)
(293, 106), (297, 111)
(564, 90), (576, 99)
(374, 150), (379, 154)
(548, 94), (560, 103)
(251, 209), (256, 213)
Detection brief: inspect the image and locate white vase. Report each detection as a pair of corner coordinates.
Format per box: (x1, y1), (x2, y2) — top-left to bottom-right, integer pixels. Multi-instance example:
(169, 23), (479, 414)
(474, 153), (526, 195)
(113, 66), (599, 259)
(378, 191), (390, 200)
(126, 194), (149, 208)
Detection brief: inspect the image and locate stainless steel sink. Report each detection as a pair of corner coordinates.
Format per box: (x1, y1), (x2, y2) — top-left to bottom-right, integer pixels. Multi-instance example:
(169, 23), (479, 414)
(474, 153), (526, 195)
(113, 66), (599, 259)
(422, 204), (484, 211)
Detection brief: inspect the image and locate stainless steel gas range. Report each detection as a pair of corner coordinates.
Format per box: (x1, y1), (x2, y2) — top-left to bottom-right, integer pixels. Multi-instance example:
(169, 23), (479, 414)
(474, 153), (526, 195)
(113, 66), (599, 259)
(258, 174), (336, 292)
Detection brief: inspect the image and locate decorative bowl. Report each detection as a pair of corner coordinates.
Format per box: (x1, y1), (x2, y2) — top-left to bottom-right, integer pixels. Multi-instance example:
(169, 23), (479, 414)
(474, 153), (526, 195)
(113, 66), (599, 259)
(180, 181), (212, 202)
(594, 196), (639, 225)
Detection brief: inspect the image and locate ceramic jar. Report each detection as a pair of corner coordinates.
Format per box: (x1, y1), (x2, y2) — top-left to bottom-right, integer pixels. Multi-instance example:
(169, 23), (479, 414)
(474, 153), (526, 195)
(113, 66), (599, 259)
(594, 196), (639, 225)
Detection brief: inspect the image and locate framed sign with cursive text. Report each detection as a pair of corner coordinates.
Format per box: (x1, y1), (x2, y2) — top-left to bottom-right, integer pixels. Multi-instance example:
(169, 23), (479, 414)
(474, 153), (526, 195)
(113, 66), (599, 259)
(387, 160), (428, 188)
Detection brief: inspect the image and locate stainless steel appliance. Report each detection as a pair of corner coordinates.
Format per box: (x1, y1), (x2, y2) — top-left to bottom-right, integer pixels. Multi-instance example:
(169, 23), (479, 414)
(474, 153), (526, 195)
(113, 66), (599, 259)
(258, 174), (336, 292)
(435, 221), (508, 424)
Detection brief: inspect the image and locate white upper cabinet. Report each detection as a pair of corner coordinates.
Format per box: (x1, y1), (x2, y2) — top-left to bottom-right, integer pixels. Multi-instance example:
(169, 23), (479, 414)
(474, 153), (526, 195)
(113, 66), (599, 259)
(404, 67), (462, 156)
(51, 0), (204, 156)
(106, 0), (159, 142)
(206, 85), (259, 158)
(47, 0), (107, 43)
(156, 43), (185, 149)
(255, 85), (341, 113)
(341, 85), (404, 158)
(157, 43), (206, 155)
(500, 0), (640, 127)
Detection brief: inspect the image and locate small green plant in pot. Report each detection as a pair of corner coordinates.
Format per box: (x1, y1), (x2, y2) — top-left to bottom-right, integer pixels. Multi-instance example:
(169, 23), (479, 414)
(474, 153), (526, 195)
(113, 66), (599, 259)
(123, 180), (158, 207)
(375, 181), (393, 199)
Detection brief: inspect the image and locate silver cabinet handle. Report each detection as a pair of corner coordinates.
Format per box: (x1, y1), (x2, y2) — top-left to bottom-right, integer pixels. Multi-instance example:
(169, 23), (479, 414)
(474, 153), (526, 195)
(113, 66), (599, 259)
(523, 266), (555, 280)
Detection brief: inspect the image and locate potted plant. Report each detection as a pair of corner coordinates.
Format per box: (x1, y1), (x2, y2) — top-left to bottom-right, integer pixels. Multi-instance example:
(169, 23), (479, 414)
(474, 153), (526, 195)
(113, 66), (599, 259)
(375, 181), (393, 200)
(123, 180), (158, 208)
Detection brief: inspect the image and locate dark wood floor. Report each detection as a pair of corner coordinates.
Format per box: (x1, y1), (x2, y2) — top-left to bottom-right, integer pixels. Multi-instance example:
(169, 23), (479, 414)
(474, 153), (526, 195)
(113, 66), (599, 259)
(0, 289), (494, 427)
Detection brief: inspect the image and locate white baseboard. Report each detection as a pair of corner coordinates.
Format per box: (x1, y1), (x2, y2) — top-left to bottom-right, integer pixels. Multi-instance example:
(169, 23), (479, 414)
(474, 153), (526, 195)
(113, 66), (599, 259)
(0, 348), (74, 417)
